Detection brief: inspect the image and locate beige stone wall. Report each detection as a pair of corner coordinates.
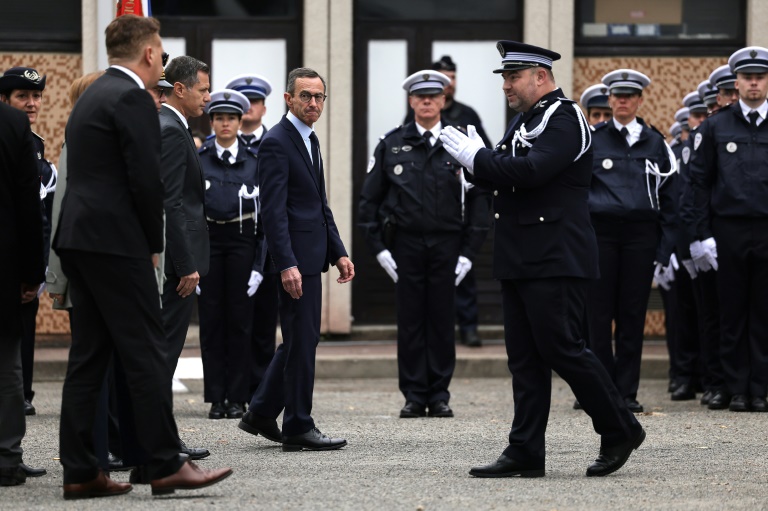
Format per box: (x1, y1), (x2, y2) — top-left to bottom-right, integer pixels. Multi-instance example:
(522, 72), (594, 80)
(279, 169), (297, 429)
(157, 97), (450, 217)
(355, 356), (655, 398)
(2, 52), (82, 335)
(573, 56), (729, 137)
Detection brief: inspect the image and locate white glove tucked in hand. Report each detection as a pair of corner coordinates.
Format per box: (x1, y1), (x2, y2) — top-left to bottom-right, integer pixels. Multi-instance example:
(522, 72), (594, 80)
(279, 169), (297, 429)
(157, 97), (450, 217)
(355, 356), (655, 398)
(247, 270), (263, 297)
(681, 258), (697, 279)
(690, 238), (718, 272)
(654, 253), (679, 291)
(454, 255), (472, 286)
(439, 125), (484, 173)
(376, 249), (398, 283)
(195, 285), (201, 296)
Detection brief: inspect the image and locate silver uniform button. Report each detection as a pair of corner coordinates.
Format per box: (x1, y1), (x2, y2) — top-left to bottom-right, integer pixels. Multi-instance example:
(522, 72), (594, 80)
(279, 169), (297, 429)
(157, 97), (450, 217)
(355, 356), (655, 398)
(539, 217), (544, 222)
(493, 190), (498, 196)
(394, 164), (403, 175)
(501, 144), (507, 150)
(494, 213), (500, 219)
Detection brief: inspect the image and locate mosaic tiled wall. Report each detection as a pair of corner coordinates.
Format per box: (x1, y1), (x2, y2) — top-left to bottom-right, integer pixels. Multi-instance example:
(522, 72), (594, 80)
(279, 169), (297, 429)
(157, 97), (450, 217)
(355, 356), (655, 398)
(574, 56), (729, 139)
(2, 52), (82, 335)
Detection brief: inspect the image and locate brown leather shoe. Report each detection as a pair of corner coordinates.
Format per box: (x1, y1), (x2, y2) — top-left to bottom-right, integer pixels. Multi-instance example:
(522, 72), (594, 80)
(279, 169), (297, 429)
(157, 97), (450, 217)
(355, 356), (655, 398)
(63, 471), (132, 500)
(150, 461), (232, 496)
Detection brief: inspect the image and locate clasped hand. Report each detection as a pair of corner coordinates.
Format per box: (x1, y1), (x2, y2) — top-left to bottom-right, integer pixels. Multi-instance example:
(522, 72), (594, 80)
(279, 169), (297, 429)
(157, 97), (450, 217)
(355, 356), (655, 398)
(439, 125), (484, 172)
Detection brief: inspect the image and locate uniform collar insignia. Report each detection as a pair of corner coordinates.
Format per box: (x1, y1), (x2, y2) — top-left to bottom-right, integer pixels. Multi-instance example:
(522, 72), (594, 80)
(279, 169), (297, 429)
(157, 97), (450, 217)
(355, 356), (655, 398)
(534, 99), (547, 109)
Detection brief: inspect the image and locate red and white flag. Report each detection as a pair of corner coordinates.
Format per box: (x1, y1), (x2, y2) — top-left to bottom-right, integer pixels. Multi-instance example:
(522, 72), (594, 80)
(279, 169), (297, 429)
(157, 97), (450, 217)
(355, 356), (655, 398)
(116, 0), (152, 17)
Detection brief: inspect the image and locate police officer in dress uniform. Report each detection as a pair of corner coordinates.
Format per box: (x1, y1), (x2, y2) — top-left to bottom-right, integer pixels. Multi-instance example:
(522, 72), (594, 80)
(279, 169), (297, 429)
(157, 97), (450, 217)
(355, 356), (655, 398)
(580, 83), (612, 126)
(224, 73), (278, 394)
(197, 89), (261, 419)
(440, 41), (644, 478)
(0, 67), (55, 420)
(664, 88), (712, 401)
(359, 70), (491, 418)
(587, 69), (678, 413)
(710, 64), (739, 113)
(688, 46), (768, 413)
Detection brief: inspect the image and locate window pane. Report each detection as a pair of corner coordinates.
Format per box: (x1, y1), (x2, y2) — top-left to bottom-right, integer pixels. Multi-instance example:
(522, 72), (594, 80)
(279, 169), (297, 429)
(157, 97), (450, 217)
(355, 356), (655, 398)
(358, 0), (519, 21)
(579, 0), (743, 41)
(0, 1), (81, 46)
(153, 0), (297, 17)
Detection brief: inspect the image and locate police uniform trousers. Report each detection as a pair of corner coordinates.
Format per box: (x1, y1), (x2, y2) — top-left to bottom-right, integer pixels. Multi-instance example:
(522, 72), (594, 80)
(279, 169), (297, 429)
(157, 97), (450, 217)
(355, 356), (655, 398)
(692, 270), (725, 392)
(670, 267), (702, 388)
(250, 271), (278, 395)
(588, 218), (658, 401)
(248, 272), (322, 437)
(501, 277), (641, 465)
(0, 333), (24, 469)
(59, 250), (183, 484)
(20, 298), (38, 404)
(198, 219), (257, 404)
(455, 268), (479, 335)
(711, 217), (768, 399)
(392, 231), (459, 406)
(659, 285), (680, 386)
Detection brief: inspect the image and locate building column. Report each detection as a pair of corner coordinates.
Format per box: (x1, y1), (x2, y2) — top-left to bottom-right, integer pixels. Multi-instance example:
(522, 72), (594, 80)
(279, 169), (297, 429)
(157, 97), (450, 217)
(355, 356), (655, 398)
(747, 0), (768, 47)
(303, 0), (354, 334)
(82, 0), (115, 74)
(523, 0), (574, 98)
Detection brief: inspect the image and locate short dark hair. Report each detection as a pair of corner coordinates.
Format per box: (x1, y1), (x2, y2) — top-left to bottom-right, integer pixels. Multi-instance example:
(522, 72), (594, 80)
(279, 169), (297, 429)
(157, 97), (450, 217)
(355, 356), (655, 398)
(165, 56), (210, 88)
(286, 67), (326, 95)
(210, 111), (242, 121)
(105, 14), (161, 62)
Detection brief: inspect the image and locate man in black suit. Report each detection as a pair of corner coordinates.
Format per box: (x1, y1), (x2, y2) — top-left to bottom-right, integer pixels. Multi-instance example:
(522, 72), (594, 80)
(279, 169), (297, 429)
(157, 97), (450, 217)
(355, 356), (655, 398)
(53, 15), (230, 498)
(0, 102), (45, 486)
(238, 67), (355, 451)
(440, 41), (645, 478)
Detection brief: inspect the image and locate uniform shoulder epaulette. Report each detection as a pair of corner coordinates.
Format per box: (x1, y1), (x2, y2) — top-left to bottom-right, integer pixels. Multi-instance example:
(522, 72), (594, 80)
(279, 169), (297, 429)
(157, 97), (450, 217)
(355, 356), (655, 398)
(647, 123), (666, 139)
(557, 97), (576, 104)
(591, 120), (609, 131)
(379, 125), (402, 140)
(710, 104), (731, 116)
(205, 133), (215, 140)
(31, 130), (44, 142)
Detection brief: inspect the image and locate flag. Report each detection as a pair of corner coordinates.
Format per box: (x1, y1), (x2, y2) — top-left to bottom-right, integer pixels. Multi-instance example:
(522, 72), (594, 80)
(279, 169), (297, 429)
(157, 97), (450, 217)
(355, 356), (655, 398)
(116, 0), (152, 17)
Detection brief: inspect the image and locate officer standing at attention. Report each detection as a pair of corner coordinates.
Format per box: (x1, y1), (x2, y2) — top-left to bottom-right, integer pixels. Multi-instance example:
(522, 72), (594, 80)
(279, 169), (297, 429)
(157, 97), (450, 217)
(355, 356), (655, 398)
(225, 73), (278, 395)
(359, 70), (490, 419)
(689, 46), (768, 413)
(0, 67), (56, 420)
(579, 83), (612, 126)
(587, 69), (678, 413)
(440, 41), (644, 478)
(197, 89), (260, 420)
(225, 74), (272, 152)
(710, 64), (739, 113)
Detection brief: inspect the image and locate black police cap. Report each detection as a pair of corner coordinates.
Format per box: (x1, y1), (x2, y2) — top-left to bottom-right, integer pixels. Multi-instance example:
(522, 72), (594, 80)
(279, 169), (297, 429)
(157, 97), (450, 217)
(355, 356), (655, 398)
(0, 67), (46, 94)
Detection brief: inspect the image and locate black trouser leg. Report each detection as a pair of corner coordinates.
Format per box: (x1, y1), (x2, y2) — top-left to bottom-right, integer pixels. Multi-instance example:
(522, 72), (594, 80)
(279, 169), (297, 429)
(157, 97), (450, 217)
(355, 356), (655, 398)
(20, 298), (38, 403)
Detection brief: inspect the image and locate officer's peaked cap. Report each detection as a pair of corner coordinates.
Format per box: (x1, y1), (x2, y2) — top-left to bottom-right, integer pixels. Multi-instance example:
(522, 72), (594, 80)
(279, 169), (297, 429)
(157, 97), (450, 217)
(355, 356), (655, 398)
(493, 41), (560, 74)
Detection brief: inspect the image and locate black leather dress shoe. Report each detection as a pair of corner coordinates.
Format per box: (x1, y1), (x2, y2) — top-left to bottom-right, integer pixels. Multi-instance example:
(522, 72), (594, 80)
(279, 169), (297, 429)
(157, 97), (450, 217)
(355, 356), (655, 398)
(624, 398), (644, 413)
(729, 394), (750, 412)
(469, 455), (545, 478)
(708, 390), (730, 410)
(282, 427), (347, 452)
(586, 428), (646, 477)
(226, 402), (245, 419)
(238, 411), (282, 443)
(0, 467), (26, 486)
(19, 462), (46, 477)
(671, 383), (696, 401)
(208, 402), (226, 419)
(180, 440), (210, 460)
(751, 397), (768, 412)
(24, 400), (35, 416)
(107, 452), (132, 472)
(700, 389), (713, 405)
(400, 401), (426, 418)
(460, 329), (482, 347)
(428, 401), (454, 418)
(668, 380), (682, 393)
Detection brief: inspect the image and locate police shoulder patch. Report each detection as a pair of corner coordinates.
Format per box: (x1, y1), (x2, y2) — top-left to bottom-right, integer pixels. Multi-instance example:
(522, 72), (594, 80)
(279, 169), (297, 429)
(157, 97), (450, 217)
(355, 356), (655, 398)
(367, 155), (376, 173)
(380, 125), (402, 140)
(682, 146), (691, 164)
(694, 132), (703, 151)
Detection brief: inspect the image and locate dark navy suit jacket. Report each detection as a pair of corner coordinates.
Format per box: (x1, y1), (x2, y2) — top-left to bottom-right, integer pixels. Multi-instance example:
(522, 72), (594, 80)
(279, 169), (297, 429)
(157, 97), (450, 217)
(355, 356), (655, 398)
(258, 115), (347, 276)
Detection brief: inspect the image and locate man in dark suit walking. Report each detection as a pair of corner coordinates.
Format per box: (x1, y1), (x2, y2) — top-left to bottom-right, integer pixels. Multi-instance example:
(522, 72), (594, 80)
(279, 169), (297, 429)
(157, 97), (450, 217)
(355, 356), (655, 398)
(238, 67), (355, 451)
(440, 41), (644, 478)
(0, 101), (45, 486)
(53, 15), (230, 498)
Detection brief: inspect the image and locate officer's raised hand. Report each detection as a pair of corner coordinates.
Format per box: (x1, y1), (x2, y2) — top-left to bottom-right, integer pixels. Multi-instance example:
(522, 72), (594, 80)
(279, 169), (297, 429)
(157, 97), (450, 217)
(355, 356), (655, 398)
(439, 125), (484, 172)
(376, 249), (398, 283)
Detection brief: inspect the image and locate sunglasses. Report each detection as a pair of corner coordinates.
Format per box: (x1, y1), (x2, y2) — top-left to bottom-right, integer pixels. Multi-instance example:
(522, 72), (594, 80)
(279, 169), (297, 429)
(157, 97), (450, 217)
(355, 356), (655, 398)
(162, 52), (169, 66)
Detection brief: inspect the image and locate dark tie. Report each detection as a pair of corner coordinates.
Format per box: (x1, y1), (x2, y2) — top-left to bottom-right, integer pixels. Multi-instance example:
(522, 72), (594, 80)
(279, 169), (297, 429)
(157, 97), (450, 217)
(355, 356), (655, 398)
(620, 126), (629, 139)
(749, 110), (760, 128)
(241, 133), (256, 145)
(423, 130), (433, 147)
(309, 132), (321, 178)
(221, 150), (232, 166)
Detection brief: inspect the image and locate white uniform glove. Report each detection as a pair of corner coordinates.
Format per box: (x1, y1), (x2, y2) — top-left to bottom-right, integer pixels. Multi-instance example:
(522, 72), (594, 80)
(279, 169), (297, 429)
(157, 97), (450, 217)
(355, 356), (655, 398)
(653, 253), (679, 291)
(195, 285), (201, 296)
(454, 255), (472, 286)
(376, 249), (398, 283)
(690, 238), (718, 272)
(681, 259), (697, 279)
(247, 270), (263, 297)
(439, 125), (484, 173)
